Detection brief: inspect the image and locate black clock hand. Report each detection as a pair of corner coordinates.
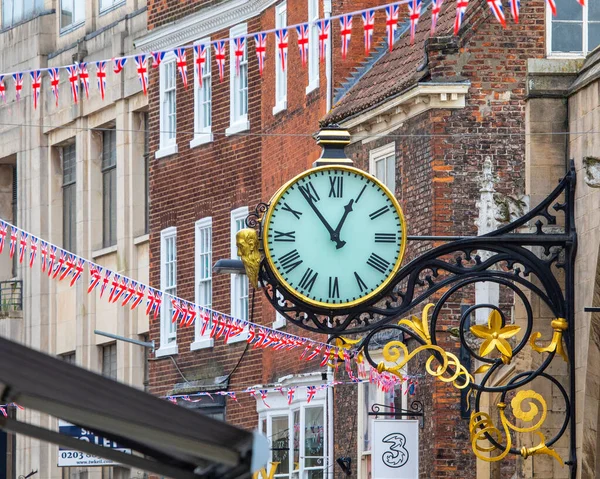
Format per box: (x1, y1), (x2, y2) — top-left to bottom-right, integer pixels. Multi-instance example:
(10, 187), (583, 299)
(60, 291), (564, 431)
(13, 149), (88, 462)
(299, 188), (346, 248)
(332, 200), (354, 249)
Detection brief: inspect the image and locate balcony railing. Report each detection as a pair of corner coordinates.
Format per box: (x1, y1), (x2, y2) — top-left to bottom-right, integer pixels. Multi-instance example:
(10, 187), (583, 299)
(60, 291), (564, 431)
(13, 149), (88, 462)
(0, 280), (22, 312)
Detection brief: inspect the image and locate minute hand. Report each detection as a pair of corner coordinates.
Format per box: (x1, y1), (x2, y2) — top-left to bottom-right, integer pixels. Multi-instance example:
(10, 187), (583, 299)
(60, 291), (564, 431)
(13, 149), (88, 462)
(332, 200), (354, 249)
(299, 189), (345, 248)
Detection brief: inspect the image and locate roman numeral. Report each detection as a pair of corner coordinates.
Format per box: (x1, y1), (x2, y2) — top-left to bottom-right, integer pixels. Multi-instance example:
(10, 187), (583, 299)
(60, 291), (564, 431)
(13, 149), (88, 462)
(366, 253), (391, 274)
(281, 202), (302, 219)
(299, 181), (320, 203)
(329, 176), (343, 198)
(328, 276), (340, 298)
(354, 271), (368, 292)
(375, 233), (396, 243)
(369, 206), (390, 220)
(279, 249), (303, 274)
(274, 230), (296, 242)
(298, 268), (318, 293)
(355, 184), (367, 204)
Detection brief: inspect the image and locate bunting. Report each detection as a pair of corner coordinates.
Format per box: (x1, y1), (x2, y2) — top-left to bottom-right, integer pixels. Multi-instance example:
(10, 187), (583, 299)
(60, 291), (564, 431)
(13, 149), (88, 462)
(18, 232), (27, 264)
(79, 62), (91, 100)
(546, 0), (556, 16)
(361, 9), (375, 55)
(193, 44), (208, 87)
(113, 57), (127, 74)
(0, 221), (6, 254)
(9, 227), (17, 259)
(0, 75), (5, 103)
(276, 29), (289, 72)
(233, 36), (246, 76)
(151, 51), (166, 68)
(385, 4), (399, 51)
(134, 55), (149, 96)
(214, 41), (227, 82)
(509, 0), (519, 22)
(29, 70), (41, 110)
(40, 240), (47, 272)
(487, 0), (506, 27)
(96, 61), (107, 101)
(431, 0), (444, 35)
(28, 236), (38, 268)
(296, 24), (310, 68)
(49, 68), (60, 106)
(408, 0), (422, 44)
(175, 48), (188, 87)
(12, 72), (23, 101)
(254, 33), (268, 76)
(340, 15), (352, 60)
(317, 19), (330, 62)
(66, 65), (79, 104)
(455, 0), (469, 35)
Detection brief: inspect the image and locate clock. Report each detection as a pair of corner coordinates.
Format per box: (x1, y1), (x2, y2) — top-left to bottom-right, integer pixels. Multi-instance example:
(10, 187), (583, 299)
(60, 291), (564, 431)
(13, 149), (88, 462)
(262, 165), (406, 310)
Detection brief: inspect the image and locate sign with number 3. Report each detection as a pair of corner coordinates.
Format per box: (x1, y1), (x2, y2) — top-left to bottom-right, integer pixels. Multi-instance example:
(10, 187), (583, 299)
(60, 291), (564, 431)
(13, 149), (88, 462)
(372, 420), (419, 479)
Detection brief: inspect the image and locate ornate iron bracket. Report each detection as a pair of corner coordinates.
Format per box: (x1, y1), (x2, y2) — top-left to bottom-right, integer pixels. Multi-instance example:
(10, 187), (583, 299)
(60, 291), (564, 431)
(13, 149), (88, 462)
(368, 402), (425, 428)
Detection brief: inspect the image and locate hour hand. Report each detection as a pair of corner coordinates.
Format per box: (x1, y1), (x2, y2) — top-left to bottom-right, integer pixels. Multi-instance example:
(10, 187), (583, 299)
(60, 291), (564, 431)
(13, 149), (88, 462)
(299, 188), (345, 248)
(332, 199), (354, 249)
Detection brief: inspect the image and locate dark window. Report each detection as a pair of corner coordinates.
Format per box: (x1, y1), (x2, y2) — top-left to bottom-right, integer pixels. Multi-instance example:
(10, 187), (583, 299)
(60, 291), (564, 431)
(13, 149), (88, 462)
(102, 130), (117, 248)
(60, 352), (75, 364)
(101, 343), (117, 380)
(62, 143), (76, 253)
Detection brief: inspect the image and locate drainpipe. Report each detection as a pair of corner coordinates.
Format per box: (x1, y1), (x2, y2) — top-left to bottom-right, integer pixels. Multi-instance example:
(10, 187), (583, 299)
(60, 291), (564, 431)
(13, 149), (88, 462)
(324, 0), (332, 111)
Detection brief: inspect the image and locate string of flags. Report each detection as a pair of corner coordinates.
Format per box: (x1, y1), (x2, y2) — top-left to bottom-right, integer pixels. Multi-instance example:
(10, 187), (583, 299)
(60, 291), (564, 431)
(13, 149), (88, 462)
(1, 219), (364, 368)
(0, 403), (23, 417)
(0, 0), (573, 109)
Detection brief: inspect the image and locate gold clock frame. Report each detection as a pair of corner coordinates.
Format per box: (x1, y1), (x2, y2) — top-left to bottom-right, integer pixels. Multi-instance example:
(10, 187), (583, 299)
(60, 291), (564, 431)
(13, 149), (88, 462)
(262, 164), (407, 310)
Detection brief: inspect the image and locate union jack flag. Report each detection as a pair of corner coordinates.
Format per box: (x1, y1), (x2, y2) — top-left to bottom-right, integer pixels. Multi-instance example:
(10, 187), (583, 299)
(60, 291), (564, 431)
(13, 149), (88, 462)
(487, 0), (506, 27)
(246, 388), (257, 399)
(259, 389), (270, 408)
(151, 51), (166, 68)
(29, 235), (38, 268)
(9, 227), (17, 259)
(0, 407), (5, 418)
(100, 269), (112, 298)
(0, 221), (7, 254)
(130, 284), (146, 310)
(509, 0), (519, 22)
(119, 278), (131, 305)
(214, 41), (227, 82)
(546, 0), (556, 16)
(385, 4), (399, 51)
(305, 345), (322, 361)
(134, 55), (149, 95)
(0, 75), (5, 103)
(317, 19), (330, 62)
(320, 346), (332, 367)
(70, 259), (85, 287)
(29, 70), (41, 110)
(13, 73), (23, 101)
(175, 48), (188, 88)
(154, 291), (163, 320)
(199, 309), (211, 336)
(454, 0), (469, 35)
(226, 391), (238, 402)
(431, 0), (444, 35)
(88, 264), (102, 293)
(122, 280), (136, 307)
(18, 232), (27, 263)
(40, 240), (48, 271)
(109, 274), (123, 303)
(307, 386), (318, 403)
(287, 387), (296, 405)
(66, 64), (79, 104)
(409, 0), (422, 44)
(59, 254), (75, 281)
(361, 9), (375, 55)
(233, 37), (246, 76)
(339, 15), (352, 60)
(53, 250), (67, 280)
(295, 24), (310, 68)
(254, 33), (267, 76)
(275, 29), (288, 72)
(95, 61), (107, 101)
(48, 68), (60, 107)
(47, 245), (57, 278)
(184, 304), (197, 327)
(171, 299), (183, 324)
(193, 44), (208, 87)
(78, 62), (91, 99)
(113, 57), (127, 74)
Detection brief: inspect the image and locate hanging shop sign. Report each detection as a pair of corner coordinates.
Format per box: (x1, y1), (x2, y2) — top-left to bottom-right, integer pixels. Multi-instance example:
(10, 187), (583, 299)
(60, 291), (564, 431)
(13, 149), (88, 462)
(372, 419), (419, 479)
(57, 420), (132, 467)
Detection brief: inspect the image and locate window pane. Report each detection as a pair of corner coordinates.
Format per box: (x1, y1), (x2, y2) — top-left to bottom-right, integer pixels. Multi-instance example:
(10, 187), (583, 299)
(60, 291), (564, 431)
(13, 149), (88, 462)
(385, 155), (395, 193)
(589, 23), (600, 51)
(375, 158), (385, 182)
(61, 0), (74, 28)
(554, 0), (582, 20)
(292, 410), (300, 473)
(304, 407), (324, 460)
(271, 416), (290, 474)
(552, 22), (583, 52)
(3, 0), (14, 28)
(591, 2), (600, 21)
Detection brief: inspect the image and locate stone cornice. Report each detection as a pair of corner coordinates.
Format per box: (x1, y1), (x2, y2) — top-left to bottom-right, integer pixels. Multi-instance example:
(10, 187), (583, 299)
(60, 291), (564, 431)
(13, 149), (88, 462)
(340, 82), (470, 144)
(134, 0), (278, 51)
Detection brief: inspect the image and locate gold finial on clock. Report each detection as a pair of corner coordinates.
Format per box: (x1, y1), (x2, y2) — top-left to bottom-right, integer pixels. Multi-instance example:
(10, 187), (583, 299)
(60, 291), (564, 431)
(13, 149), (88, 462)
(236, 228), (261, 289)
(313, 124), (353, 167)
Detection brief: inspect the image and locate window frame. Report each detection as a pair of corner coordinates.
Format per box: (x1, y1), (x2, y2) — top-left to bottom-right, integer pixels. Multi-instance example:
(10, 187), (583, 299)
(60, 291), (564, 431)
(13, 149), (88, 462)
(369, 142), (396, 195)
(157, 52), (178, 159)
(101, 128), (117, 248)
(101, 343), (117, 380)
(307, 0), (320, 94)
(546, 1), (600, 57)
(61, 143), (76, 253)
(192, 217), (213, 350)
(158, 226), (178, 356)
(274, 1), (288, 115)
(99, 0), (125, 15)
(191, 38), (214, 148)
(59, 0), (85, 34)
(226, 23), (250, 136)
(2, 0), (43, 29)
(229, 206), (249, 342)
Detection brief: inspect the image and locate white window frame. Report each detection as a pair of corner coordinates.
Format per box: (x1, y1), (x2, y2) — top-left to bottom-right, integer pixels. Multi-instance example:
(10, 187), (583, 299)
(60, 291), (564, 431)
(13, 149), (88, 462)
(226, 24), (250, 136)
(546, 2), (599, 57)
(273, 1), (288, 115)
(59, 0), (85, 34)
(369, 143), (396, 194)
(99, 0), (125, 14)
(307, 0), (319, 94)
(192, 217), (214, 350)
(230, 206), (250, 342)
(157, 52), (178, 159)
(158, 226), (178, 357)
(191, 38), (214, 148)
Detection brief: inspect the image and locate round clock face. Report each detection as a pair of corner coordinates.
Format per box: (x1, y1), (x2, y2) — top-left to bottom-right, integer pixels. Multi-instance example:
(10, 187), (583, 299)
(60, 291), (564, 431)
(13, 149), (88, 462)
(263, 165), (406, 310)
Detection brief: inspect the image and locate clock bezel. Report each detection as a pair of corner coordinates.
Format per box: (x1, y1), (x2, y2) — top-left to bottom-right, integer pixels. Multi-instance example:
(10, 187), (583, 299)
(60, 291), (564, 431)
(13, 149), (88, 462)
(262, 165), (407, 310)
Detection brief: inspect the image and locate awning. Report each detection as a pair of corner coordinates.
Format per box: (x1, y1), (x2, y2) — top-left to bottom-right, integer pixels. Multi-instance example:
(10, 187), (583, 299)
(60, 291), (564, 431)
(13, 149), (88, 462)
(0, 336), (267, 479)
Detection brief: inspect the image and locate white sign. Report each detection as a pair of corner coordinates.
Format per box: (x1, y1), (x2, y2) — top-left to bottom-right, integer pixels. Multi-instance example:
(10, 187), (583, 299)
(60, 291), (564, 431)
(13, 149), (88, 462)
(57, 420), (132, 467)
(372, 420), (419, 479)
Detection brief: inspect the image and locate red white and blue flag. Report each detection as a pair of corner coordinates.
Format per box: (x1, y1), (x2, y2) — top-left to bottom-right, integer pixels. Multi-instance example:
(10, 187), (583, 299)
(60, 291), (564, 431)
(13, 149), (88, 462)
(131, 284), (146, 310)
(455, 0), (469, 35)
(254, 33), (267, 76)
(233, 37), (246, 76)
(119, 278), (131, 305)
(134, 55), (149, 95)
(275, 29), (289, 72)
(214, 41), (227, 82)
(113, 57), (127, 74)
(40, 240), (48, 272)
(9, 227), (17, 259)
(88, 264), (102, 293)
(18, 232), (27, 263)
(29, 70), (41, 110)
(296, 24), (310, 67)
(151, 51), (166, 68)
(0, 75), (6, 103)
(52, 250), (67, 280)
(13, 73), (23, 101)
(59, 253), (74, 281)
(47, 245), (57, 277)
(78, 62), (91, 99)
(509, 0), (519, 22)
(28, 236), (38, 268)
(487, 0), (506, 27)
(193, 44), (208, 87)
(109, 274), (123, 303)
(0, 221), (8, 255)
(95, 61), (107, 101)
(153, 290), (163, 319)
(317, 19), (330, 62)
(66, 65), (79, 104)
(546, 0), (556, 17)
(259, 389), (270, 408)
(361, 9), (375, 55)
(385, 4), (399, 51)
(339, 15), (352, 60)
(70, 258), (85, 287)
(409, 0), (422, 44)
(49, 68), (60, 106)
(175, 48), (188, 88)
(431, 0), (444, 35)
(287, 387), (296, 405)
(100, 269), (112, 298)
(306, 385), (318, 404)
